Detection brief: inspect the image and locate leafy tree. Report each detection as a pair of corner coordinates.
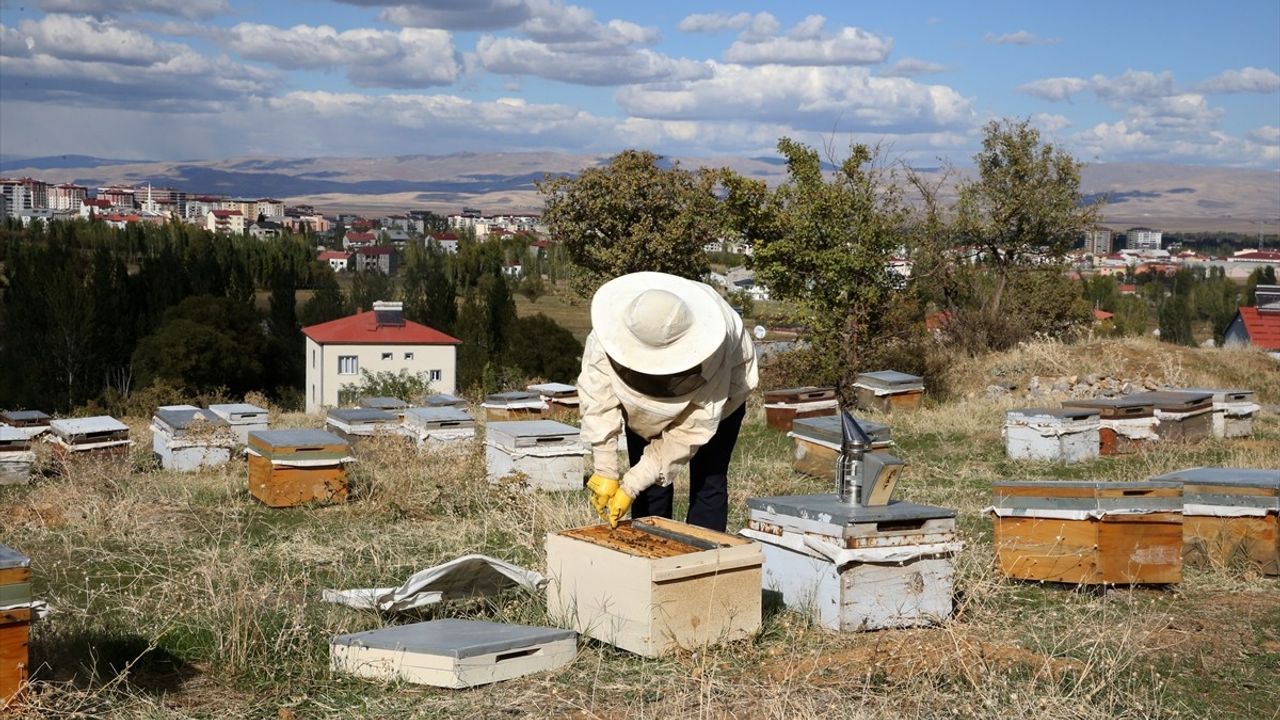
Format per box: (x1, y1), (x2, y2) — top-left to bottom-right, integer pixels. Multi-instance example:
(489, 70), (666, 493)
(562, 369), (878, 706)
(507, 314), (583, 382)
(401, 242), (457, 332)
(349, 268), (395, 312)
(1245, 266), (1277, 305)
(132, 295), (267, 396)
(342, 369), (433, 403)
(267, 266), (304, 390)
(538, 149), (728, 294)
(1158, 294), (1195, 346)
(299, 264), (350, 327)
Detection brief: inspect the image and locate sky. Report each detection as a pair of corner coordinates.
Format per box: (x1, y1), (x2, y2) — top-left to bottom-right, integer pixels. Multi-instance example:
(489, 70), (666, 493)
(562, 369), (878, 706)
(1, 0), (1278, 168)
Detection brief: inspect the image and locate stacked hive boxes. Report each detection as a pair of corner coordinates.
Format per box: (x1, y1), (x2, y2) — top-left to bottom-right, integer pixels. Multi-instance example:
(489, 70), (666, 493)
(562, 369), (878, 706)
(1151, 467), (1279, 575)
(1003, 407), (1101, 463)
(151, 407), (236, 472)
(762, 386), (837, 432)
(47, 416), (131, 461)
(1130, 391), (1214, 442)
(1061, 397), (1158, 455)
(403, 406), (476, 448)
(484, 420), (587, 491)
(246, 430), (353, 507)
(325, 408), (404, 445)
(481, 391), (548, 421)
(0, 426), (33, 485)
(0, 411), (49, 440)
(788, 414), (891, 480)
(208, 403), (269, 445)
(1175, 388), (1259, 439)
(527, 383), (579, 421)
(0, 545), (31, 706)
(852, 371), (924, 413)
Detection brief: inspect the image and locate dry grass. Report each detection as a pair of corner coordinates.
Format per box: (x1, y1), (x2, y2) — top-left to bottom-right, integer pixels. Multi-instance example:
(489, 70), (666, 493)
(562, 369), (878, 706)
(3, 338), (1278, 719)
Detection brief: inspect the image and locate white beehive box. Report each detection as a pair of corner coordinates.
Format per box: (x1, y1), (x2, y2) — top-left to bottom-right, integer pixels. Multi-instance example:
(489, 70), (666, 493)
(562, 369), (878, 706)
(48, 416), (131, 459)
(546, 517), (762, 658)
(208, 403), (269, 445)
(1175, 387), (1259, 439)
(744, 496), (961, 631)
(326, 408), (404, 442)
(0, 425), (34, 485)
(403, 406), (476, 447)
(0, 410), (50, 440)
(485, 420), (587, 491)
(331, 619), (576, 689)
(151, 407), (236, 472)
(359, 396), (409, 420)
(1004, 407), (1101, 463)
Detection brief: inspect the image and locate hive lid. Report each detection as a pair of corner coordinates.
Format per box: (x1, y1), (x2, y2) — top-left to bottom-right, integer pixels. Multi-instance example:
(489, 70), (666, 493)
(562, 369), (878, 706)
(485, 390), (539, 403)
(991, 480), (1182, 512)
(745, 495), (954, 525)
(791, 414), (890, 445)
(0, 425), (29, 442)
(422, 393), (467, 407)
(331, 619), (575, 659)
(208, 403), (269, 417)
(404, 406), (474, 424)
(855, 370), (924, 389)
(359, 396), (409, 410)
(0, 544), (30, 570)
(249, 429), (346, 448)
(327, 407), (398, 423)
(764, 386), (837, 402)
(1061, 397), (1156, 417)
(154, 408), (229, 430)
(156, 404), (200, 412)
(1127, 390), (1213, 410)
(1174, 387), (1255, 403)
(993, 480), (1178, 491)
(1150, 467), (1279, 490)
(527, 382), (577, 396)
(50, 416), (129, 435)
(0, 410), (50, 424)
(1007, 407), (1100, 421)
(487, 420), (580, 439)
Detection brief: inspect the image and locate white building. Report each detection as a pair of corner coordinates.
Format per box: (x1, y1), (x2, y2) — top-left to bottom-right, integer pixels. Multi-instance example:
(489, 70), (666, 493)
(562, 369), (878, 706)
(302, 301), (461, 414)
(206, 209), (247, 234)
(1127, 227), (1163, 250)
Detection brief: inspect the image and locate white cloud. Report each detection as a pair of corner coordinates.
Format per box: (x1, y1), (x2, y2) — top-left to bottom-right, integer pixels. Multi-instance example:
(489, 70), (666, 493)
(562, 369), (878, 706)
(1017, 76), (1088, 102)
(880, 57), (946, 78)
(723, 15), (891, 65)
(37, 0), (229, 20)
(1032, 113), (1071, 132)
(340, 0), (532, 31)
(1249, 125), (1280, 144)
(1197, 66), (1280, 94)
(1091, 69), (1176, 100)
(677, 12), (756, 33)
(519, 0), (657, 46)
(225, 24), (460, 88)
(984, 30), (1058, 46)
(475, 35), (708, 85)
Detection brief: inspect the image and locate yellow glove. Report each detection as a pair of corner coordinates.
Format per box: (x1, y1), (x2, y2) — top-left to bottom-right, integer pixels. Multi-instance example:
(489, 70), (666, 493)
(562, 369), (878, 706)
(605, 487), (634, 529)
(585, 474), (619, 523)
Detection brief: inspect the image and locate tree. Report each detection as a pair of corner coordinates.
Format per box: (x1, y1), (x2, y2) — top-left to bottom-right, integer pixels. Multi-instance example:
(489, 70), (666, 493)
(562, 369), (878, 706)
(1158, 294), (1195, 346)
(132, 296), (267, 396)
(401, 242), (457, 333)
(349, 268), (395, 311)
(342, 369), (433, 403)
(538, 149), (728, 294)
(1245, 266), (1277, 305)
(507, 314), (582, 382)
(299, 264), (350, 327)
(267, 266), (304, 391)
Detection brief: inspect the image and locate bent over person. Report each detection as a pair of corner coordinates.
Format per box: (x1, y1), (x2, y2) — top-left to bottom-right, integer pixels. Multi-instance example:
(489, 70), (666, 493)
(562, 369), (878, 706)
(579, 271), (759, 532)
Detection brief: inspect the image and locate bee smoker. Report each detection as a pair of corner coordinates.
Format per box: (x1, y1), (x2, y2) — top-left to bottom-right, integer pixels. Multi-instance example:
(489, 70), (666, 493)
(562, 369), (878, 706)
(835, 409), (905, 507)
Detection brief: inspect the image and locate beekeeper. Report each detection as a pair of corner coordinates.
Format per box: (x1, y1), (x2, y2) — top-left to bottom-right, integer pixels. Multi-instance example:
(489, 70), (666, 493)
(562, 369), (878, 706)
(580, 271), (759, 532)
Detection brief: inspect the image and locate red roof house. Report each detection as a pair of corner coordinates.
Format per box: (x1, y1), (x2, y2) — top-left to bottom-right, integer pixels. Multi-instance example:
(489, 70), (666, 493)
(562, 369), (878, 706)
(1224, 306), (1280, 351)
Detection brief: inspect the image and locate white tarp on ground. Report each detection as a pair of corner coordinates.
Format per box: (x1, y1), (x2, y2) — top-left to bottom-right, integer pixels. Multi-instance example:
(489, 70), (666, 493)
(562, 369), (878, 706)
(322, 555), (548, 613)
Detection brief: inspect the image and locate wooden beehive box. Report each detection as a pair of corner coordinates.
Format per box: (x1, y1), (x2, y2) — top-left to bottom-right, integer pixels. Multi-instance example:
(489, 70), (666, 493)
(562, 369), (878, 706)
(246, 429), (351, 508)
(745, 496), (959, 631)
(47, 416), (131, 460)
(0, 425), (33, 486)
(528, 383), (580, 421)
(481, 391), (548, 421)
(1174, 387), (1258, 439)
(1151, 467), (1279, 575)
(208, 403), (269, 445)
(788, 414), (891, 481)
(546, 517), (762, 657)
(853, 371), (924, 413)
(358, 396), (409, 420)
(763, 386), (837, 432)
(1, 545), (31, 707)
(0, 411), (50, 440)
(1062, 397), (1157, 455)
(325, 408), (404, 445)
(1129, 391), (1213, 443)
(151, 407), (236, 472)
(1004, 407), (1100, 464)
(485, 420), (587, 491)
(990, 481), (1183, 585)
(331, 619), (576, 688)
(403, 406), (476, 447)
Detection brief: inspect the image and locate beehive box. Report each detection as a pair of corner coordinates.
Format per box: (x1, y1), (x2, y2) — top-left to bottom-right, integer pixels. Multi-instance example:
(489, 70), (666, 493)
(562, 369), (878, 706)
(246, 430), (351, 508)
(151, 408), (236, 472)
(1129, 391), (1214, 443)
(421, 393), (467, 408)
(1004, 407), (1100, 464)
(47, 416), (131, 460)
(990, 481), (1183, 585)
(528, 383), (579, 420)
(359, 396), (409, 420)
(403, 406), (476, 447)
(0, 411), (50, 440)
(331, 619), (576, 688)
(1, 545), (31, 707)
(1151, 467), (1279, 575)
(485, 420), (587, 491)
(1174, 388), (1259, 439)
(763, 386), (837, 432)
(325, 408), (405, 444)
(788, 414), (892, 481)
(0, 426), (33, 486)
(853, 371), (924, 413)
(745, 496), (960, 631)
(208, 403), (269, 445)
(481, 391), (548, 421)
(1062, 397), (1157, 455)
(546, 517), (762, 657)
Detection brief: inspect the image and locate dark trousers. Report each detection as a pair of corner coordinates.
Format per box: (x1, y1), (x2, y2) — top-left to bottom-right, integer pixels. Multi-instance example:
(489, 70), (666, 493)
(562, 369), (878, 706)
(625, 403), (746, 532)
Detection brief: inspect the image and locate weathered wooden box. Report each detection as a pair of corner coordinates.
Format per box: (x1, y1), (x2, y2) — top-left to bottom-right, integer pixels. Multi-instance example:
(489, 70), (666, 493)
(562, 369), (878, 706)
(331, 619), (576, 688)
(421, 393), (467, 408)
(528, 383), (580, 420)
(1062, 397), (1157, 455)
(990, 481), (1183, 585)
(403, 406), (476, 447)
(359, 396), (409, 420)
(1175, 388), (1258, 439)
(1, 545), (31, 707)
(763, 386), (837, 432)
(0, 426), (34, 486)
(325, 408), (405, 445)
(246, 430), (351, 508)
(1129, 391), (1214, 443)
(482, 391), (548, 421)
(1004, 407), (1101, 464)
(788, 414), (892, 481)
(744, 496), (960, 631)
(208, 403), (269, 445)
(1151, 467), (1279, 575)
(0, 411), (50, 441)
(151, 408), (236, 472)
(48, 416), (131, 461)
(485, 420), (586, 491)
(853, 371), (924, 413)
(546, 517), (762, 657)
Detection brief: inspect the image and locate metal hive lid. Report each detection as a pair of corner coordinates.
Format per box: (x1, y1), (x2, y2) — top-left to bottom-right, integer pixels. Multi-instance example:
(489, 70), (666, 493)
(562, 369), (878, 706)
(359, 396), (408, 410)
(1175, 387), (1255, 402)
(527, 382), (577, 396)
(485, 390), (538, 403)
(487, 419), (579, 438)
(327, 408), (398, 423)
(331, 619), (574, 659)
(1150, 467), (1279, 489)
(0, 544), (30, 570)
(764, 386), (836, 401)
(993, 480), (1179, 491)
(746, 495), (955, 524)
(791, 413), (890, 445)
(1, 409), (50, 423)
(404, 406), (474, 424)
(0, 424), (28, 442)
(1063, 397), (1154, 409)
(250, 429), (345, 448)
(50, 416), (129, 435)
(154, 408), (229, 430)
(208, 403), (268, 416)
(1007, 407), (1100, 421)
(1127, 390), (1213, 409)
(422, 393), (466, 407)
(856, 370), (923, 387)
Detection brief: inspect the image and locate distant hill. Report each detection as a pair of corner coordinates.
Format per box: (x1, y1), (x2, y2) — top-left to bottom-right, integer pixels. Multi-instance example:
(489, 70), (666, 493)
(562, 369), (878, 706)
(2, 152), (1275, 232)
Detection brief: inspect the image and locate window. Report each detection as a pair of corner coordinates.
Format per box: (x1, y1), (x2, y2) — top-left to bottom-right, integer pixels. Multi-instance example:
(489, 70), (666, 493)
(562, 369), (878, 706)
(404, 352), (414, 361)
(311, 350), (316, 368)
(430, 369), (442, 381)
(338, 356), (358, 375)
(381, 352), (392, 361)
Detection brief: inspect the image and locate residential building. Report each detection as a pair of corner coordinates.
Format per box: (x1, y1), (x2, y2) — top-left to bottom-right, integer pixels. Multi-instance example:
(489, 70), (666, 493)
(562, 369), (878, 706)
(48, 183), (87, 212)
(78, 197), (113, 218)
(426, 231), (460, 253)
(249, 220), (284, 240)
(206, 209), (246, 235)
(319, 250), (350, 272)
(0, 179), (30, 218)
(185, 196), (223, 221)
(1126, 227), (1162, 250)
(97, 186), (136, 208)
(19, 178), (48, 210)
(1224, 287), (1280, 357)
(302, 301), (461, 413)
(343, 230), (376, 249)
(282, 212), (331, 234)
(351, 245), (397, 274)
(1083, 227), (1113, 255)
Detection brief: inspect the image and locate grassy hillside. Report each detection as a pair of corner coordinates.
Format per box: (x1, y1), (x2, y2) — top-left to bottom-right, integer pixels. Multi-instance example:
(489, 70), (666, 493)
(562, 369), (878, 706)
(3, 338), (1277, 719)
